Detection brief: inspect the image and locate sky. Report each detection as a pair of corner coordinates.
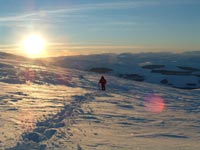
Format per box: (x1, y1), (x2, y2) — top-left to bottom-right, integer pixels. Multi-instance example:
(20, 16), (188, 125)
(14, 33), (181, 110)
(0, 0), (199, 57)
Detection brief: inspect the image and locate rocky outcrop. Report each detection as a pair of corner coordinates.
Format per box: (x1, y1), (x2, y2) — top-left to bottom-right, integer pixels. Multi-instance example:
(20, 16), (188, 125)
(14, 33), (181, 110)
(160, 79), (168, 84)
(151, 70), (191, 75)
(142, 65), (165, 69)
(119, 74), (144, 81)
(89, 68), (113, 73)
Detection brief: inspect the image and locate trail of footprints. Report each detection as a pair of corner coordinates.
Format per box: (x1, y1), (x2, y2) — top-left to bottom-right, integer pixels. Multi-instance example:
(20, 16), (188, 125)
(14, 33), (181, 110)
(7, 94), (94, 150)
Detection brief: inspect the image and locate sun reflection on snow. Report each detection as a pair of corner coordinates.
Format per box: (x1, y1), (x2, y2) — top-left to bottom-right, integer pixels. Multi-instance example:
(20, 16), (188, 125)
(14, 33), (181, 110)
(19, 110), (37, 133)
(144, 94), (165, 113)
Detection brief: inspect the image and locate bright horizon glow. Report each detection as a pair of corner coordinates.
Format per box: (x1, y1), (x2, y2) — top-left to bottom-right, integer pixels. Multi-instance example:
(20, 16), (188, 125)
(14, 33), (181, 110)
(23, 34), (46, 57)
(0, 1), (199, 56)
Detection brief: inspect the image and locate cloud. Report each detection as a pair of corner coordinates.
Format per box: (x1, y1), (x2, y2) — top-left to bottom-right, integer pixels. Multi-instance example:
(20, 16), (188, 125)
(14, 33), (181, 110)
(0, 13), (37, 22)
(0, 0), (198, 24)
(0, 1), (160, 23)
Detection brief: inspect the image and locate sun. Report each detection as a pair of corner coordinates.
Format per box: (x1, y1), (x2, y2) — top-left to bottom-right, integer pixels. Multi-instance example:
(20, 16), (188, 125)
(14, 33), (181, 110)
(23, 34), (46, 57)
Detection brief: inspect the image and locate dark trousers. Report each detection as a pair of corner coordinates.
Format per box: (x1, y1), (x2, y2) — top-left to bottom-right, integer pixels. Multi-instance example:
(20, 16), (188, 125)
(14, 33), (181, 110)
(101, 84), (106, 91)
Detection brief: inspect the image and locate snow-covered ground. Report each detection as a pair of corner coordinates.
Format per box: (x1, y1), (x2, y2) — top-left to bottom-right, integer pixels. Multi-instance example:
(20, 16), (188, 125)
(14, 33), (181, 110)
(0, 54), (200, 150)
(47, 52), (200, 89)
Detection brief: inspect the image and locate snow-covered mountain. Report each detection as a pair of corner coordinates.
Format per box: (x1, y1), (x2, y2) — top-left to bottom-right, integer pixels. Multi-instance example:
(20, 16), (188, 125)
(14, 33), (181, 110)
(0, 52), (200, 150)
(45, 51), (200, 89)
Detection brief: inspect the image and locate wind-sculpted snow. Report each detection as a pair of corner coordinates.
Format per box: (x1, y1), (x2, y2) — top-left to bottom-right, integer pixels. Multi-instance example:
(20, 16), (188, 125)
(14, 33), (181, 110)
(0, 55), (200, 150)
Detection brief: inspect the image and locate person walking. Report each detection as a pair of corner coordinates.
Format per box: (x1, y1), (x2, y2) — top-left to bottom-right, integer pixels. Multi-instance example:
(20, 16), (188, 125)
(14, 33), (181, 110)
(99, 76), (107, 91)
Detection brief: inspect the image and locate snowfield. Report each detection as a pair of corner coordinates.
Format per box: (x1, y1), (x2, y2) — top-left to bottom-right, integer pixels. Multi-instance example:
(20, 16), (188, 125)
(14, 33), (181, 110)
(47, 52), (200, 89)
(0, 53), (200, 150)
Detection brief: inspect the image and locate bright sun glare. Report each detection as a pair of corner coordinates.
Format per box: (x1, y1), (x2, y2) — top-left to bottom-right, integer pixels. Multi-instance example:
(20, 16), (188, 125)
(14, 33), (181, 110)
(23, 34), (46, 57)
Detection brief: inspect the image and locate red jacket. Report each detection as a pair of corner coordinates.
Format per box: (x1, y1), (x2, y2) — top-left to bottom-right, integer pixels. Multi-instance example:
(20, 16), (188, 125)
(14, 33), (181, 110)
(99, 77), (107, 85)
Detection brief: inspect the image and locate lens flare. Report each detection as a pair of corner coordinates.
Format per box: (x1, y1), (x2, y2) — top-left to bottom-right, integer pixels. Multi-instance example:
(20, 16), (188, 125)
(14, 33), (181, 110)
(55, 74), (72, 85)
(144, 94), (165, 113)
(19, 68), (35, 83)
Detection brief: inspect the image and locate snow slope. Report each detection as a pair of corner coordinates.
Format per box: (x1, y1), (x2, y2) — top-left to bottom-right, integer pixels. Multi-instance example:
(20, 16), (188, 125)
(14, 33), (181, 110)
(0, 53), (200, 150)
(46, 52), (200, 89)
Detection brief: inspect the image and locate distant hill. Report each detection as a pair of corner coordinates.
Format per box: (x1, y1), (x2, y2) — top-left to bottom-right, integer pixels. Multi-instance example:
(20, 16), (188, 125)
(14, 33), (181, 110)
(2, 51), (200, 89)
(43, 51), (200, 89)
(0, 52), (27, 60)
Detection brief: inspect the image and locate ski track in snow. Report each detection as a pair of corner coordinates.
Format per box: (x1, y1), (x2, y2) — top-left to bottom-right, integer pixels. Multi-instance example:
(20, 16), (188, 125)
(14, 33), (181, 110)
(0, 59), (200, 150)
